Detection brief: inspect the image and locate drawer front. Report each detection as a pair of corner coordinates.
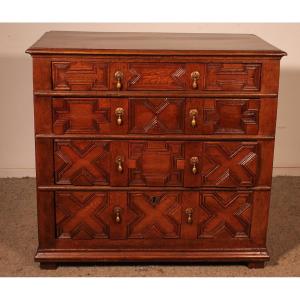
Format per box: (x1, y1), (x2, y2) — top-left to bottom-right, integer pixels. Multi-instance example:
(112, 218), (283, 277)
(50, 97), (276, 136)
(52, 98), (128, 134)
(48, 60), (264, 92)
(52, 61), (109, 91)
(53, 139), (270, 188)
(54, 190), (269, 247)
(110, 62), (261, 92)
(185, 98), (262, 135)
(204, 63), (261, 91)
(128, 141), (185, 186)
(54, 140), (111, 185)
(54, 140), (128, 186)
(129, 98), (185, 134)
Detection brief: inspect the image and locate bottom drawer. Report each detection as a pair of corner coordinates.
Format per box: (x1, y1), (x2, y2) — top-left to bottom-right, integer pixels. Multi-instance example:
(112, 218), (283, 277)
(52, 190), (270, 249)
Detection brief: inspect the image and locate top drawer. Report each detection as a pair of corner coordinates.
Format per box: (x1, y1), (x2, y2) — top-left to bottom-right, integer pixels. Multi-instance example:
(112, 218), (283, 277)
(33, 56), (279, 95)
(51, 60), (262, 92)
(32, 57), (280, 94)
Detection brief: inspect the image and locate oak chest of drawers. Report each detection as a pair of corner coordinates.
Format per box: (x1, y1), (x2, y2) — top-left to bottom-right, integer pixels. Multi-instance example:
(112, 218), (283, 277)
(26, 31), (286, 269)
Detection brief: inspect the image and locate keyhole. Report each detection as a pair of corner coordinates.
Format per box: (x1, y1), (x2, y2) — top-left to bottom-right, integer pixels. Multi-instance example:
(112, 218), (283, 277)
(150, 196), (160, 206)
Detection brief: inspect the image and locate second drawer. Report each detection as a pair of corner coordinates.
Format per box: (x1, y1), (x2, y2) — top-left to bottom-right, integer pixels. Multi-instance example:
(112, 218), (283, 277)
(51, 97), (277, 136)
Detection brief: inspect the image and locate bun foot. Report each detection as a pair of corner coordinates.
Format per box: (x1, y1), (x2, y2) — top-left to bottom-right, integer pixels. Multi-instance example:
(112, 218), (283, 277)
(247, 262), (265, 269)
(40, 262), (58, 270)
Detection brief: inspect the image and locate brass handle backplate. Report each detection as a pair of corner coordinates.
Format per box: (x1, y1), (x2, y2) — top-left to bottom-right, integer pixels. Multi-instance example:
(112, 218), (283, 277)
(115, 156), (124, 173)
(185, 208), (193, 224)
(115, 71), (123, 90)
(191, 71), (200, 89)
(115, 107), (124, 125)
(190, 157), (199, 175)
(189, 109), (198, 128)
(114, 207), (121, 223)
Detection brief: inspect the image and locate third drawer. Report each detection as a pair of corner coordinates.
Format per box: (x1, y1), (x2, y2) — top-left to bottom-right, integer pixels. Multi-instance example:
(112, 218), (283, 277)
(51, 139), (274, 187)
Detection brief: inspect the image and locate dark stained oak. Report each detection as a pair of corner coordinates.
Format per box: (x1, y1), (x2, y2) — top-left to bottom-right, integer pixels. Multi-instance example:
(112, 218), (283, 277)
(51, 139), (273, 188)
(26, 31), (286, 56)
(53, 190), (266, 245)
(32, 57), (281, 94)
(27, 31), (286, 269)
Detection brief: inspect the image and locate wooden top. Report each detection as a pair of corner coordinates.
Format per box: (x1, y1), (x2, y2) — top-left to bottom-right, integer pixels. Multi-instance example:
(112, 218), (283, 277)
(26, 31), (286, 56)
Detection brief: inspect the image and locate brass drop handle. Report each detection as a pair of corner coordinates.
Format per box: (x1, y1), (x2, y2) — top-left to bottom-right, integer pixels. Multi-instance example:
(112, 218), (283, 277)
(115, 156), (124, 173)
(189, 109), (198, 128)
(185, 208), (193, 224)
(190, 157), (199, 175)
(114, 207), (121, 223)
(115, 71), (123, 90)
(191, 71), (200, 89)
(115, 107), (124, 126)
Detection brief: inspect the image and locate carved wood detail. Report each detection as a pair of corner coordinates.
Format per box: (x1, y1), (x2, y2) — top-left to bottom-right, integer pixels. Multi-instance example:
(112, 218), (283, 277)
(128, 192), (182, 239)
(52, 61), (108, 90)
(29, 32), (283, 268)
(204, 63), (261, 91)
(55, 192), (109, 239)
(128, 141), (184, 186)
(54, 140), (110, 185)
(202, 142), (258, 187)
(203, 99), (260, 134)
(127, 63), (186, 90)
(53, 98), (111, 134)
(129, 98), (184, 134)
(198, 191), (253, 239)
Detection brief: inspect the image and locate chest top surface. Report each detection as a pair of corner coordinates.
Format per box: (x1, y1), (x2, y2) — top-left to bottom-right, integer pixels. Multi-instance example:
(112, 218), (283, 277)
(26, 31), (286, 56)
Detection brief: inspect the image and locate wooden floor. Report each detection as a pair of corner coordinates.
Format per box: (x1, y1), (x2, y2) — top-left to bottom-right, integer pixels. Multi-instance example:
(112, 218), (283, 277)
(0, 177), (299, 277)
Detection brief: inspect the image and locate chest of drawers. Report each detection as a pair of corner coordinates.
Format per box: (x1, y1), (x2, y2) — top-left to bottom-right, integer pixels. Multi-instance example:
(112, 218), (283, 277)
(26, 32), (286, 269)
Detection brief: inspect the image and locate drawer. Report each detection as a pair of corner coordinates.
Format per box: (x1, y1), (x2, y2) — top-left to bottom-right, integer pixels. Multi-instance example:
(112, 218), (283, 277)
(49, 59), (263, 92)
(53, 139), (273, 187)
(111, 62), (261, 92)
(50, 97), (276, 136)
(54, 190), (269, 247)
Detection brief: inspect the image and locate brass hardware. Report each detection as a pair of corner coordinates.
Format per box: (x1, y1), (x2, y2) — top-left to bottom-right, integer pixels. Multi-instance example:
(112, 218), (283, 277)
(114, 207), (121, 223)
(115, 156), (124, 173)
(189, 109), (198, 128)
(185, 208), (193, 224)
(190, 157), (199, 175)
(115, 107), (124, 126)
(115, 71), (123, 90)
(191, 71), (200, 89)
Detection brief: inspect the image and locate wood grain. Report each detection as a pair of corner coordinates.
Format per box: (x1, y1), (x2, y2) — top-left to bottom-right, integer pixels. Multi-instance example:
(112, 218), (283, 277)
(26, 32), (286, 56)
(27, 31), (285, 269)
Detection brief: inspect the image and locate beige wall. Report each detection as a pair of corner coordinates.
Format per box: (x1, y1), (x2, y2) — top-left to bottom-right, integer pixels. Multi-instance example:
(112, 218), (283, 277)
(0, 23), (299, 177)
